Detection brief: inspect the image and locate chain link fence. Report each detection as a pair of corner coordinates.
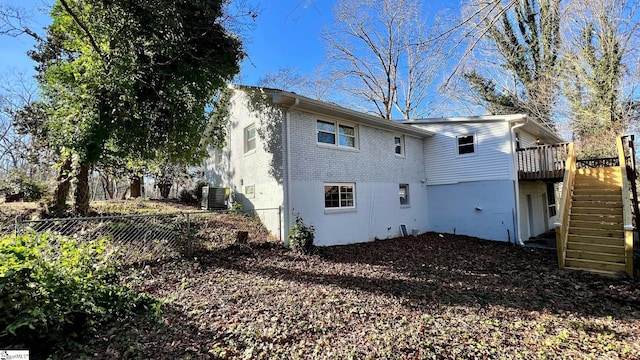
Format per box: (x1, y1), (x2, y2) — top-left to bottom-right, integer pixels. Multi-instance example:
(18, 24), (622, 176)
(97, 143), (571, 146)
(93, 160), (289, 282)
(5, 207), (282, 265)
(13, 212), (206, 265)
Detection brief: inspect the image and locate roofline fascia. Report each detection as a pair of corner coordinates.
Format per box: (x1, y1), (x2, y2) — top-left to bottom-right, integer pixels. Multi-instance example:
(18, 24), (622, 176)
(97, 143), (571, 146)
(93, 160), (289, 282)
(269, 91), (435, 138)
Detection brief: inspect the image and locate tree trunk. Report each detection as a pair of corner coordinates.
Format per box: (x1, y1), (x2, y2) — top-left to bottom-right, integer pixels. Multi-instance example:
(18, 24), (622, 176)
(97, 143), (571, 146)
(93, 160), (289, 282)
(74, 163), (90, 215)
(100, 173), (114, 199)
(130, 175), (142, 198)
(158, 183), (172, 198)
(54, 159), (72, 210)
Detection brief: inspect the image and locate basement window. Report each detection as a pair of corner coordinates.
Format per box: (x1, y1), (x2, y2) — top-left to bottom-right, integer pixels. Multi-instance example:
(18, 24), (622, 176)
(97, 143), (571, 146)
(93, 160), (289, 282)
(324, 183), (355, 209)
(399, 184), (409, 206)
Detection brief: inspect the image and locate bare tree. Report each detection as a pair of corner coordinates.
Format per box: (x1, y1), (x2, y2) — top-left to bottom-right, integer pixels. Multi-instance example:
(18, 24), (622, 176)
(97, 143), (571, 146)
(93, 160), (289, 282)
(562, 0), (640, 157)
(258, 67), (311, 92)
(323, 0), (447, 119)
(0, 72), (42, 173)
(452, 0), (562, 129)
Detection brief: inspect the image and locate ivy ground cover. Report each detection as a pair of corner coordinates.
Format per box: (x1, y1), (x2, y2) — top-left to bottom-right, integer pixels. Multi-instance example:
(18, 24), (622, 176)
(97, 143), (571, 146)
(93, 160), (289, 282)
(48, 224), (637, 359)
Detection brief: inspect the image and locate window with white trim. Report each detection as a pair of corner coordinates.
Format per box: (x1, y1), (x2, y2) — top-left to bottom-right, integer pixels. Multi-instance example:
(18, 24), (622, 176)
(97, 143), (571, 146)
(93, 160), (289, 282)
(457, 134), (475, 155)
(317, 120), (356, 148)
(394, 135), (404, 156)
(244, 184), (255, 199)
(324, 183), (355, 209)
(399, 184), (409, 205)
(213, 148), (223, 164)
(244, 123), (256, 153)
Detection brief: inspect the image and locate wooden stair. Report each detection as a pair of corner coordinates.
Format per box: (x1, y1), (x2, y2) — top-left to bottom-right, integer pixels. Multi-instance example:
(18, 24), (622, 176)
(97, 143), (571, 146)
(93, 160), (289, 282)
(564, 167), (627, 276)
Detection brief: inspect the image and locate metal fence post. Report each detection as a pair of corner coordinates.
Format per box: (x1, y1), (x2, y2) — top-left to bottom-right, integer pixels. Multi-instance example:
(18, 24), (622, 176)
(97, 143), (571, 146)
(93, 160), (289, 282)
(186, 212), (191, 255)
(15, 215), (22, 236)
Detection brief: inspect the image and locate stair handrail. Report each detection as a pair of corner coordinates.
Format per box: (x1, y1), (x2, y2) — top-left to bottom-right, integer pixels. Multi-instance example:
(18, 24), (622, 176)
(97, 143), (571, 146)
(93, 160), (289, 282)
(616, 137), (634, 278)
(555, 142), (575, 270)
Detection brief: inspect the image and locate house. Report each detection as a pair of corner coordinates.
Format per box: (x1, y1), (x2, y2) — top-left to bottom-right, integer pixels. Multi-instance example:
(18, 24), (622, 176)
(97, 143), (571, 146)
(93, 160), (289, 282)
(405, 115), (564, 243)
(203, 86), (566, 247)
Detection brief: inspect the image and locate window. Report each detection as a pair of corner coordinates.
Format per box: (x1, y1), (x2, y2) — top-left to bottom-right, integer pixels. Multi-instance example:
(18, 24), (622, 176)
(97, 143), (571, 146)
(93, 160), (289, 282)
(547, 182), (557, 217)
(324, 183), (355, 209)
(457, 134), (475, 155)
(244, 123), (256, 153)
(399, 184), (409, 205)
(213, 148), (223, 165)
(317, 120), (356, 148)
(394, 136), (404, 156)
(244, 185), (255, 199)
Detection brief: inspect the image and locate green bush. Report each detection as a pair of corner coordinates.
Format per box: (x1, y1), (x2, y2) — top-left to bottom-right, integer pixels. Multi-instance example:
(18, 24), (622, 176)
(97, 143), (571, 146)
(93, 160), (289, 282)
(0, 232), (153, 356)
(0, 167), (48, 201)
(179, 189), (197, 204)
(288, 214), (315, 254)
(178, 181), (209, 205)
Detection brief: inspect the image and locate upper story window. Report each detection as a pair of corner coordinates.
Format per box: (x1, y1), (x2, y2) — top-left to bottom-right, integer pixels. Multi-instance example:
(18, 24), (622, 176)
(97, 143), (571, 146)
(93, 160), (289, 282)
(324, 183), (355, 209)
(457, 134), (475, 155)
(394, 135), (405, 156)
(317, 120), (356, 148)
(244, 123), (256, 153)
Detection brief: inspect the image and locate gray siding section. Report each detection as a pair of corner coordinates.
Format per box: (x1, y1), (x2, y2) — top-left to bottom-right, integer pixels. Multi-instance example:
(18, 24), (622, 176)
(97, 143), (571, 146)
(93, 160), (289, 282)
(289, 110), (426, 183)
(416, 121), (514, 185)
(427, 180), (517, 242)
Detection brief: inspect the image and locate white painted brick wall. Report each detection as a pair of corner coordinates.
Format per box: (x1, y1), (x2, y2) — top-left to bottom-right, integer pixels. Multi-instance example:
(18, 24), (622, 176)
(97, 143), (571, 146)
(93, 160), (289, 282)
(288, 110), (426, 182)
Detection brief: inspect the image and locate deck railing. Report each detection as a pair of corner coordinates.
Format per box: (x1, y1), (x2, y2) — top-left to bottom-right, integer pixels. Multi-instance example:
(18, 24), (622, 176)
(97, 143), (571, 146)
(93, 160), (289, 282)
(554, 143), (575, 270)
(517, 143), (570, 180)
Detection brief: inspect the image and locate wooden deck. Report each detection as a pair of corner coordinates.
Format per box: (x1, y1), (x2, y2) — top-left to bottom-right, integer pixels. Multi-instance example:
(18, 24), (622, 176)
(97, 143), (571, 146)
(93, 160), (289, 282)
(517, 143), (570, 181)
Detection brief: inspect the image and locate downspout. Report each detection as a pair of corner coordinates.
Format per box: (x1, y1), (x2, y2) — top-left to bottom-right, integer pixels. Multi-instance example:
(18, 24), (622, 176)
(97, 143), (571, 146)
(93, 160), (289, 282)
(510, 115), (528, 246)
(283, 97), (299, 246)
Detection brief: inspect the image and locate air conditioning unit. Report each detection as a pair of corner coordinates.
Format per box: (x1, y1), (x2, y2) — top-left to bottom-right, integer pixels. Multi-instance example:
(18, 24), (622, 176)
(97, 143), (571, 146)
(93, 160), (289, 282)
(201, 186), (229, 210)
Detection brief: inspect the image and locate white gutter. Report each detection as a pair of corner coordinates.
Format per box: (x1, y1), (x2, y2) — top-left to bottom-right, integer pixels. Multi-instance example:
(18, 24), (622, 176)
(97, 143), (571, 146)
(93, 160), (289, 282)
(283, 97), (299, 246)
(509, 115), (528, 246)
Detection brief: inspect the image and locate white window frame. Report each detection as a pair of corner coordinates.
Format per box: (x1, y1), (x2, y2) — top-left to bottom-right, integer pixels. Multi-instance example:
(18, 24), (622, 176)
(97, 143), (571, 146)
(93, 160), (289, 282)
(399, 184), (409, 206)
(394, 135), (405, 156)
(244, 123), (256, 154)
(456, 134), (476, 155)
(316, 120), (357, 148)
(213, 148), (223, 165)
(244, 184), (255, 199)
(324, 183), (356, 210)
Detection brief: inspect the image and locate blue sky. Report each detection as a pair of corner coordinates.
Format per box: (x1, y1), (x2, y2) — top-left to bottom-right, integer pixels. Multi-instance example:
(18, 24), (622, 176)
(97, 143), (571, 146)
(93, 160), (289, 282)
(0, 0), (338, 86)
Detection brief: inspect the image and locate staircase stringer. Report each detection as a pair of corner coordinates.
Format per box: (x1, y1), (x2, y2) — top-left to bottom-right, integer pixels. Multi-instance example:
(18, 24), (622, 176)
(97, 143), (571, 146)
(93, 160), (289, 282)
(555, 143), (576, 270)
(617, 137), (635, 278)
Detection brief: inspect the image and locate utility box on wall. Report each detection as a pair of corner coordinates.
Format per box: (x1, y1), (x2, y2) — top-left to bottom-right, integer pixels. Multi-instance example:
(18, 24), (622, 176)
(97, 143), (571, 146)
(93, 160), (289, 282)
(201, 186), (229, 210)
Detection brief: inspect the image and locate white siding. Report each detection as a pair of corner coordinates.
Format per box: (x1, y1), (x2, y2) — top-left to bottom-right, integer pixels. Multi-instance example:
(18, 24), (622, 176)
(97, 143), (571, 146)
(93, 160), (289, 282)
(519, 181), (553, 239)
(518, 130), (540, 148)
(416, 121), (514, 185)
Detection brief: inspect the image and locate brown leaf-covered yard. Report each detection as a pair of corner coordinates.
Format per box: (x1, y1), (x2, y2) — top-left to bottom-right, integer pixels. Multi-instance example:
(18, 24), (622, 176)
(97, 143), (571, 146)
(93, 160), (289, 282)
(49, 209), (640, 360)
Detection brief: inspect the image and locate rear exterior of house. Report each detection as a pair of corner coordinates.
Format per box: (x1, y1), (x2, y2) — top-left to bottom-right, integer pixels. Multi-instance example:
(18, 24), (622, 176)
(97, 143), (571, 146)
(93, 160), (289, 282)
(203, 86), (565, 246)
(286, 108), (429, 245)
(203, 87), (433, 245)
(407, 116), (564, 243)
